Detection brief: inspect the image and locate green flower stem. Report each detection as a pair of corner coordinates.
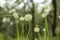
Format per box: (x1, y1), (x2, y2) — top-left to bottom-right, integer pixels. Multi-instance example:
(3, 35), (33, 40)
(44, 27), (46, 40)
(26, 21), (31, 40)
(20, 22), (24, 40)
(38, 33), (41, 40)
(45, 18), (49, 40)
(16, 19), (20, 40)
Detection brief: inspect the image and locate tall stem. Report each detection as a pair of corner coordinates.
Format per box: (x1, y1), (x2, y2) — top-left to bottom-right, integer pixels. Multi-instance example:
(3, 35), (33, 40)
(38, 33), (41, 40)
(21, 22), (24, 40)
(16, 19), (20, 40)
(45, 18), (50, 40)
(26, 21), (31, 40)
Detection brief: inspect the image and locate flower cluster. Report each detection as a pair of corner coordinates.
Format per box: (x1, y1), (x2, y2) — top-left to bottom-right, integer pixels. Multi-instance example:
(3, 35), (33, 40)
(41, 13), (47, 18)
(24, 14), (32, 21)
(13, 13), (32, 22)
(36, 0), (52, 18)
(2, 17), (10, 23)
(20, 17), (24, 21)
(41, 5), (52, 18)
(13, 12), (19, 19)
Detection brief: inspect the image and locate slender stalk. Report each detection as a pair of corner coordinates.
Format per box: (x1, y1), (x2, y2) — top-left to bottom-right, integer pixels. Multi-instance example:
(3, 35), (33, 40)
(45, 18), (49, 40)
(43, 29), (46, 40)
(15, 19), (20, 40)
(20, 22), (24, 40)
(38, 33), (41, 40)
(26, 21), (31, 40)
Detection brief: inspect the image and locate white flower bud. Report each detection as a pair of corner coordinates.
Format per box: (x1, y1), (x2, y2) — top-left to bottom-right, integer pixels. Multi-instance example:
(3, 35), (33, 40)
(12, 9), (16, 12)
(36, 25), (38, 27)
(59, 15), (60, 19)
(41, 13), (47, 18)
(43, 28), (46, 32)
(34, 27), (39, 32)
(34, 25), (39, 32)
(10, 22), (13, 26)
(20, 17), (24, 21)
(13, 12), (19, 19)
(2, 17), (7, 23)
(35, 38), (37, 40)
(24, 14), (32, 21)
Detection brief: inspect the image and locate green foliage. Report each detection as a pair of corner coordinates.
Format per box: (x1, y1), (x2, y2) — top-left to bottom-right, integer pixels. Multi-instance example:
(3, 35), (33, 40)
(6, 35), (14, 40)
(0, 33), (4, 40)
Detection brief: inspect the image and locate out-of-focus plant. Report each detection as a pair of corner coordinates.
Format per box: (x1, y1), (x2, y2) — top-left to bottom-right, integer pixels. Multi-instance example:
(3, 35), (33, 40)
(20, 17), (25, 40)
(13, 12), (20, 40)
(24, 14), (32, 40)
(24, 14), (32, 21)
(0, 33), (4, 40)
(34, 25), (41, 40)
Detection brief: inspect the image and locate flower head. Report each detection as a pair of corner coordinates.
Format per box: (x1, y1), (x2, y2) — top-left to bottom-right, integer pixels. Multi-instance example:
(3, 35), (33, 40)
(2, 17), (10, 23)
(10, 22), (13, 25)
(41, 13), (47, 18)
(34, 25), (39, 32)
(35, 38), (37, 40)
(2, 17), (7, 23)
(59, 15), (60, 19)
(13, 12), (19, 19)
(12, 9), (16, 12)
(24, 14), (32, 21)
(44, 5), (51, 13)
(43, 28), (46, 32)
(20, 17), (24, 21)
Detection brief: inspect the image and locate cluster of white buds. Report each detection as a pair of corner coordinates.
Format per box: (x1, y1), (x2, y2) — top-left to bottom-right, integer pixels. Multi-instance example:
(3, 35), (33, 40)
(2, 17), (10, 23)
(34, 0), (52, 18)
(9, 9), (16, 13)
(13, 12), (19, 19)
(24, 14), (32, 21)
(13, 13), (32, 22)
(2, 17), (7, 23)
(41, 13), (47, 18)
(20, 17), (25, 21)
(41, 4), (52, 18)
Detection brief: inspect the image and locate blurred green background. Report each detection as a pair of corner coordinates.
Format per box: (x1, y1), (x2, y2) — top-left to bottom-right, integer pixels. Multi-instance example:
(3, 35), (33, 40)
(0, 0), (60, 40)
